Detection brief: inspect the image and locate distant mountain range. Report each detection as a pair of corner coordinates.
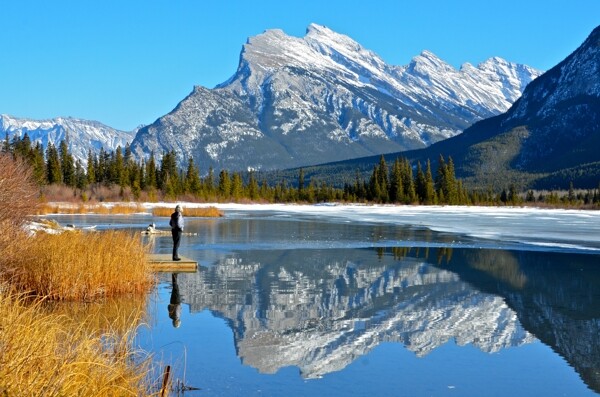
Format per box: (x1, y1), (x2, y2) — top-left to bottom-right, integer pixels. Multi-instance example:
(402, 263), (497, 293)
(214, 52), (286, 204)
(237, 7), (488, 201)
(281, 24), (600, 191)
(129, 24), (540, 171)
(0, 114), (135, 167)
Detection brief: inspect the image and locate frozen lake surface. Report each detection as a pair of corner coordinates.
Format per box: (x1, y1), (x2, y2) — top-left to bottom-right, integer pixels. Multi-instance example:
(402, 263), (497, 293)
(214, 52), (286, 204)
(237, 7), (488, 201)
(47, 204), (600, 396)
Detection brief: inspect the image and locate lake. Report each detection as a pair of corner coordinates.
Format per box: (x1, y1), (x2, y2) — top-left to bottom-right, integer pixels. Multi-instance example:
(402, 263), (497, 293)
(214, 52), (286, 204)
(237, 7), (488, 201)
(48, 204), (600, 396)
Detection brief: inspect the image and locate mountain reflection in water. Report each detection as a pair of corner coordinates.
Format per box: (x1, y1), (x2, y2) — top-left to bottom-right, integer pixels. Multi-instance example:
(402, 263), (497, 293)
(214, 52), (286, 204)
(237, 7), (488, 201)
(166, 246), (600, 391)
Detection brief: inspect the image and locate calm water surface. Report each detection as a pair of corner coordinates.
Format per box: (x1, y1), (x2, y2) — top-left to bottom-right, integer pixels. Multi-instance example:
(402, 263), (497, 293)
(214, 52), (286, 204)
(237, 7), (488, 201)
(49, 208), (600, 396)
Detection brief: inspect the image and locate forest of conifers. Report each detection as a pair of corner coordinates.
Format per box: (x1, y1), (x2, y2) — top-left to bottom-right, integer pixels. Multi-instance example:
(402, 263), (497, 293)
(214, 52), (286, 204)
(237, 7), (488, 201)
(4, 134), (600, 207)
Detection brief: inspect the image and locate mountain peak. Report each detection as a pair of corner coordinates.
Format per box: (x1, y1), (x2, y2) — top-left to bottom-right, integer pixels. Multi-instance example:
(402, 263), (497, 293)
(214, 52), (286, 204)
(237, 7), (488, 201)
(131, 24), (541, 173)
(409, 50), (455, 74)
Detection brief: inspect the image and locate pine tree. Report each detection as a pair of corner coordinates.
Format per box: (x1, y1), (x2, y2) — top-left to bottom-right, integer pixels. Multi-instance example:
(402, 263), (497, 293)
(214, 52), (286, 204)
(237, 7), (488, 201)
(205, 167), (215, 196)
(376, 155), (389, 203)
(59, 139), (75, 187)
(46, 143), (62, 185)
(247, 171), (259, 200)
(401, 158), (416, 204)
(159, 150), (178, 191)
(218, 170), (231, 198)
(75, 159), (87, 189)
(185, 157), (202, 195)
(86, 149), (96, 185)
(2, 133), (9, 153)
(424, 159), (435, 204)
(390, 158), (403, 203)
(146, 152), (157, 189)
(231, 172), (243, 200)
(31, 142), (46, 186)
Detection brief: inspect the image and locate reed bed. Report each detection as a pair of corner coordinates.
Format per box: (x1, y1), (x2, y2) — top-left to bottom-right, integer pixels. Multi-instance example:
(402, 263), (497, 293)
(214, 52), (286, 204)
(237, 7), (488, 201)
(37, 203), (146, 215)
(43, 293), (149, 337)
(7, 230), (154, 301)
(152, 205), (223, 217)
(0, 285), (156, 397)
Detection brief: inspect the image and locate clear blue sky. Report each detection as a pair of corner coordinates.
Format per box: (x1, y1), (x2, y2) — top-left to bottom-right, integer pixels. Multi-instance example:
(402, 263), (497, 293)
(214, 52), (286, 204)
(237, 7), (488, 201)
(2, 0), (599, 131)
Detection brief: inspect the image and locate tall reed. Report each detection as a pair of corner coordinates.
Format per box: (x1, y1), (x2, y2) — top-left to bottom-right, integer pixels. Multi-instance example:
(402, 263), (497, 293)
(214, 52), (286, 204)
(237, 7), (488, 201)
(7, 230), (154, 301)
(152, 206), (223, 217)
(0, 285), (156, 396)
(37, 203), (145, 215)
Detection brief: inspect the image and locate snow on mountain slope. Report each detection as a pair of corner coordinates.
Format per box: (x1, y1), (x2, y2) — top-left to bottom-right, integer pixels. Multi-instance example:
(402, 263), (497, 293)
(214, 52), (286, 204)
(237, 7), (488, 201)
(1, 114), (136, 166)
(131, 24), (541, 171)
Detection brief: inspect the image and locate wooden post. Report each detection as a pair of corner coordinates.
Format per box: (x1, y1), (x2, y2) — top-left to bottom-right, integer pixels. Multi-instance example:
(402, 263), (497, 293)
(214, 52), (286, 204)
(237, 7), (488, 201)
(160, 365), (171, 397)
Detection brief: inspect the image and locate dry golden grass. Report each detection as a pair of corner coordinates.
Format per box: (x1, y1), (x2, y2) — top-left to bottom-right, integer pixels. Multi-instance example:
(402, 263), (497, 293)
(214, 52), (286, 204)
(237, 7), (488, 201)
(152, 205), (223, 217)
(0, 285), (157, 397)
(37, 203), (146, 215)
(43, 293), (149, 336)
(6, 230), (154, 301)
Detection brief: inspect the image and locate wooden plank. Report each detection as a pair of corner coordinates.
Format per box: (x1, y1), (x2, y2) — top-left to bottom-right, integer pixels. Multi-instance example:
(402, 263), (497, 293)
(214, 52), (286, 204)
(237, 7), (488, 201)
(148, 254), (198, 272)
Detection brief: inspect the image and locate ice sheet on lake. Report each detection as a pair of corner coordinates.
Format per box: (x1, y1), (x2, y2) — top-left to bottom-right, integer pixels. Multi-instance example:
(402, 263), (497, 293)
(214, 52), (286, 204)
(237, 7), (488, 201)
(195, 203), (600, 253)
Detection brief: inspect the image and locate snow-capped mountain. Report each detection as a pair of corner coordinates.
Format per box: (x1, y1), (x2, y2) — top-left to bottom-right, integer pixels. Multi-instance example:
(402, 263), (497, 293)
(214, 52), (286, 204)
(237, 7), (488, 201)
(0, 114), (136, 167)
(395, 24), (600, 190)
(131, 23), (541, 171)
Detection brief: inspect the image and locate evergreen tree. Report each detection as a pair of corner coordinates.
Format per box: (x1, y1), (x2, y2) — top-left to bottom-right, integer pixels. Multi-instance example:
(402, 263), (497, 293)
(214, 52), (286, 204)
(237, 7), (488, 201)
(29, 142), (46, 186)
(59, 139), (75, 187)
(368, 166), (380, 202)
(218, 170), (231, 198)
(298, 168), (305, 199)
(159, 150), (178, 190)
(247, 171), (259, 200)
(113, 145), (125, 186)
(390, 158), (403, 203)
(376, 155), (389, 203)
(424, 159), (436, 204)
(401, 158), (416, 204)
(75, 159), (87, 189)
(185, 157), (202, 195)
(86, 149), (96, 185)
(231, 172), (243, 200)
(205, 167), (215, 196)
(568, 181), (575, 203)
(145, 151), (157, 189)
(46, 143), (62, 184)
(2, 133), (9, 153)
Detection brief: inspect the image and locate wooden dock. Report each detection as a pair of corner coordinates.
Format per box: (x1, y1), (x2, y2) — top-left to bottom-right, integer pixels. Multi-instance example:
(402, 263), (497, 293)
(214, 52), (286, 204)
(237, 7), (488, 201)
(148, 254), (198, 272)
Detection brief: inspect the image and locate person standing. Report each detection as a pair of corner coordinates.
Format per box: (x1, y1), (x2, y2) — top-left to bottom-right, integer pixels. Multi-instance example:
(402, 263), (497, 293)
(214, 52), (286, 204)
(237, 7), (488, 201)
(169, 205), (184, 261)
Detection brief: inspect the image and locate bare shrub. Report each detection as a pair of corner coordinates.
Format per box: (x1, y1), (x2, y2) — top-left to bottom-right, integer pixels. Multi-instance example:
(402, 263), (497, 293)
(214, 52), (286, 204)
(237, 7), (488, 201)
(0, 153), (39, 226)
(0, 154), (39, 268)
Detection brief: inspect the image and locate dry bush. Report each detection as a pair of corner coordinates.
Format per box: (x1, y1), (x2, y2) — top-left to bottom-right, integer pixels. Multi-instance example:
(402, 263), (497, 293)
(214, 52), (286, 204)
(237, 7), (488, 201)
(0, 154), (39, 269)
(152, 205), (224, 217)
(0, 285), (156, 396)
(0, 154), (39, 224)
(8, 230), (154, 301)
(39, 184), (79, 203)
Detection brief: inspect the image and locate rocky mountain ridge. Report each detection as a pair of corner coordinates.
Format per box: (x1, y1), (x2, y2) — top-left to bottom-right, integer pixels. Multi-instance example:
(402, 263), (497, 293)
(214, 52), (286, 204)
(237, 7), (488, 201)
(130, 23), (541, 171)
(0, 114), (136, 167)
